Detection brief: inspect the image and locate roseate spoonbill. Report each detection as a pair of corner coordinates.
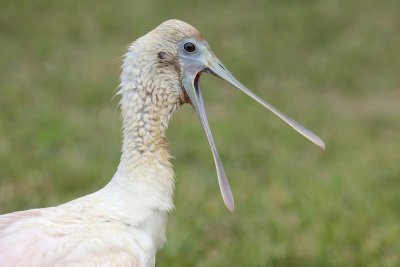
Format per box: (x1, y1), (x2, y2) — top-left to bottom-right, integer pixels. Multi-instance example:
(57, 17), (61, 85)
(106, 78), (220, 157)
(0, 19), (324, 266)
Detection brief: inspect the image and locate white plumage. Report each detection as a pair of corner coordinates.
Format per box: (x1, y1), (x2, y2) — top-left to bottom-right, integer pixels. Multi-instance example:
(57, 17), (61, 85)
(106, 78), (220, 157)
(0, 19), (324, 267)
(1, 20), (182, 267)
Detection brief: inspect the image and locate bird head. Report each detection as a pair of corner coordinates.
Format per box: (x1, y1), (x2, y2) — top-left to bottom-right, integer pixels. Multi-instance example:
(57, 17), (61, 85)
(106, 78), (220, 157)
(122, 19), (325, 212)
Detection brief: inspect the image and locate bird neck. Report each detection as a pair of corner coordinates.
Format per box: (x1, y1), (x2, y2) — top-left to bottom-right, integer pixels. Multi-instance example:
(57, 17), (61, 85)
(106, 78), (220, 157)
(109, 88), (180, 212)
(119, 89), (174, 169)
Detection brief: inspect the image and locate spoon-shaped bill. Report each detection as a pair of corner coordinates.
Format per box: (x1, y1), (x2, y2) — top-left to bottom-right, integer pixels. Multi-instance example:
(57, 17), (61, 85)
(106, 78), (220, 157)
(205, 57), (325, 150)
(181, 48), (325, 212)
(182, 73), (235, 212)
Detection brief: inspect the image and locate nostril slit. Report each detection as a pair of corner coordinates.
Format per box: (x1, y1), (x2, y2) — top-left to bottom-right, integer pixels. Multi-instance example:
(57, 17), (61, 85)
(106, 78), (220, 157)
(218, 63), (226, 70)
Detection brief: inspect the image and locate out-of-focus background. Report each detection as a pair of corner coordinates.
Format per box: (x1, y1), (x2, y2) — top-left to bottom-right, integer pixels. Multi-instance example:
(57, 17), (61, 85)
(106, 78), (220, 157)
(1, 0), (399, 266)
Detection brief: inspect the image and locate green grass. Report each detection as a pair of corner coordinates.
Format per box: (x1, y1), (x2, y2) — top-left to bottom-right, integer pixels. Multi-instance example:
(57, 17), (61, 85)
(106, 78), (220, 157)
(1, 0), (400, 266)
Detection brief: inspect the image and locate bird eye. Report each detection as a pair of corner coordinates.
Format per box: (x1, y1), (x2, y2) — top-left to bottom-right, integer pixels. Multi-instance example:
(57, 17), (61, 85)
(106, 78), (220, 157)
(183, 42), (196, 53)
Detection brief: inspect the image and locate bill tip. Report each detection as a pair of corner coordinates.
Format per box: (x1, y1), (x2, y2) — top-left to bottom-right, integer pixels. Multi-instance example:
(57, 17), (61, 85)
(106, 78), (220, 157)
(228, 206), (235, 213)
(319, 141), (326, 151)
(225, 201), (235, 213)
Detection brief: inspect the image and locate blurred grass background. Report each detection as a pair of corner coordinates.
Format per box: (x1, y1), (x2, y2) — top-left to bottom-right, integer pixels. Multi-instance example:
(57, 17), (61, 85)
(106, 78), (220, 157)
(1, 0), (400, 266)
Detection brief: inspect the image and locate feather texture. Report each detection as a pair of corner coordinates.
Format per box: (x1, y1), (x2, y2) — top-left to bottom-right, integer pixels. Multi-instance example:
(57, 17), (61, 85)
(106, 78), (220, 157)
(0, 19), (201, 266)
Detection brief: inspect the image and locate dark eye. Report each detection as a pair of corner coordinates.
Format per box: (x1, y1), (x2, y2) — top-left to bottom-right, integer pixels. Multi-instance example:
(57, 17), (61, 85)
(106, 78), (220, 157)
(183, 42), (196, 53)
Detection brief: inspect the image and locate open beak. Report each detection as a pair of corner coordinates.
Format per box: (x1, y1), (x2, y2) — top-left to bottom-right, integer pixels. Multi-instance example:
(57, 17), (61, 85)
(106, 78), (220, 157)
(182, 49), (325, 212)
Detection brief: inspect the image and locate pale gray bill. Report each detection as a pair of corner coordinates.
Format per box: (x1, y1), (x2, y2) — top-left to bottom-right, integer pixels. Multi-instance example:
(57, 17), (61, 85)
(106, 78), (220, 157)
(182, 74), (235, 212)
(206, 59), (326, 150)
